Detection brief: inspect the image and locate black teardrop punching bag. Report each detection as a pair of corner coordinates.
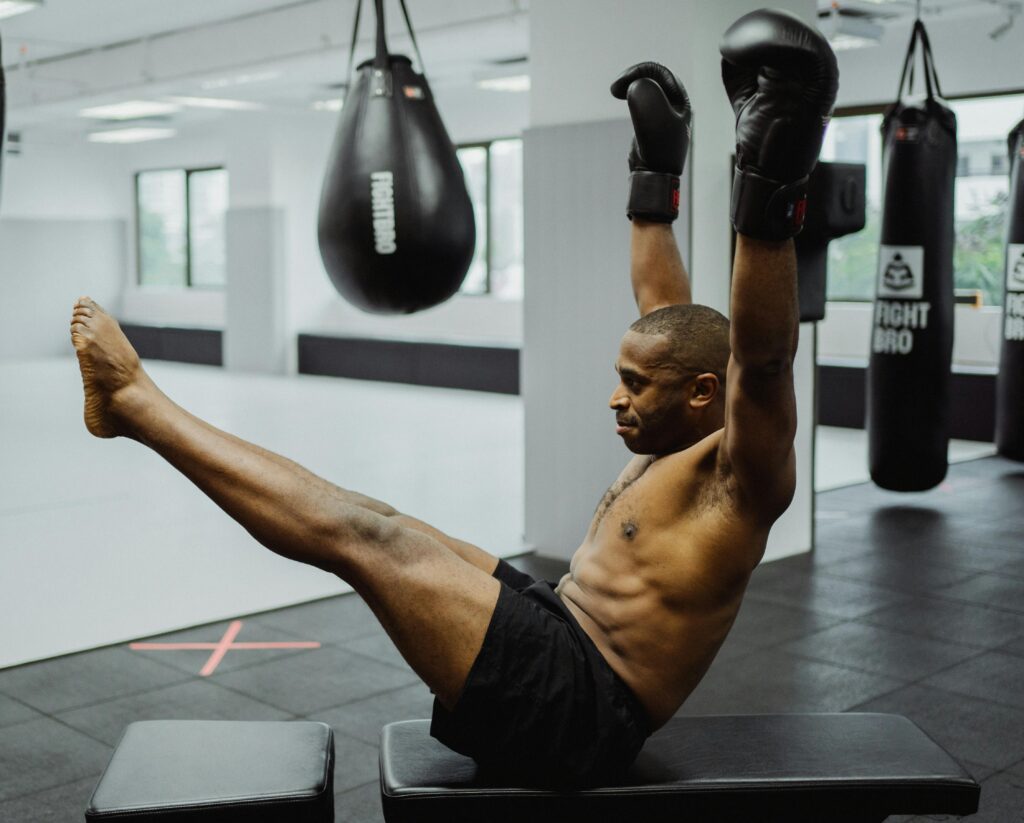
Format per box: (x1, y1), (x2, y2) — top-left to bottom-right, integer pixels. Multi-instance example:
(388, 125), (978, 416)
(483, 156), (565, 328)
(996, 119), (1024, 460)
(318, 0), (476, 314)
(867, 20), (956, 492)
(1, 35), (6, 199)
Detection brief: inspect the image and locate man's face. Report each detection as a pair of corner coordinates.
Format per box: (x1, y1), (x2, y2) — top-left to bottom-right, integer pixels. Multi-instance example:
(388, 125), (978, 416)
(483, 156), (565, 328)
(609, 331), (691, 455)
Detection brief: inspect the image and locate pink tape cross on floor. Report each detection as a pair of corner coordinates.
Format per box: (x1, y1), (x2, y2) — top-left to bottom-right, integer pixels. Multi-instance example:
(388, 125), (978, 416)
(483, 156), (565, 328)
(130, 620), (321, 676)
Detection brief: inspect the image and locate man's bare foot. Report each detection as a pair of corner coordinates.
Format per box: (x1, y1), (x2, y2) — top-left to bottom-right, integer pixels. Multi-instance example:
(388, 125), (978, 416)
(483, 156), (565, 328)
(70, 297), (150, 438)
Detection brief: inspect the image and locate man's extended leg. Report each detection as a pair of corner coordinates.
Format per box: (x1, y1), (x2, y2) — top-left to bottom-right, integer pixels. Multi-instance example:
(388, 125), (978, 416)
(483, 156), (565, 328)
(70, 297), (502, 709)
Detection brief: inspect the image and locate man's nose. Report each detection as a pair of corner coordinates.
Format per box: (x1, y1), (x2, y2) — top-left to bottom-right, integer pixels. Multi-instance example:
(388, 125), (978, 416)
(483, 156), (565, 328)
(609, 386), (628, 409)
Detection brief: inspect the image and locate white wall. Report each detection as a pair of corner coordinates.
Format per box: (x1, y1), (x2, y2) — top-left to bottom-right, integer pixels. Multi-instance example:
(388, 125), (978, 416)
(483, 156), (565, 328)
(1, 138), (125, 221)
(0, 139), (127, 360)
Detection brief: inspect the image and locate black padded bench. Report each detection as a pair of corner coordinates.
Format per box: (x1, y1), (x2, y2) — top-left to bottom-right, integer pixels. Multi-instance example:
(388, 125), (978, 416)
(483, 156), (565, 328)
(379, 714), (980, 822)
(85, 720), (335, 821)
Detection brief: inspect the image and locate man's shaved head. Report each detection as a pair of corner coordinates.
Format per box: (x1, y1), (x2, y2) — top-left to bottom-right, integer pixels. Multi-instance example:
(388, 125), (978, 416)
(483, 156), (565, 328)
(629, 304), (730, 382)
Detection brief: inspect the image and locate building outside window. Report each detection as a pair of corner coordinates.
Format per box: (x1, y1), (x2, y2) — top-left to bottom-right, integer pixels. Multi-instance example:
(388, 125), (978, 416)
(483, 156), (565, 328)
(820, 92), (1024, 306)
(456, 138), (524, 299)
(136, 167), (228, 288)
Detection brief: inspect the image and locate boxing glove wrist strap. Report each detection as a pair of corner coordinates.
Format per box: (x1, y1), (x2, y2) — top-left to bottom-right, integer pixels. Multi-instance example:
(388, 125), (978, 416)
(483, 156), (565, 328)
(627, 171), (680, 223)
(730, 167), (808, 240)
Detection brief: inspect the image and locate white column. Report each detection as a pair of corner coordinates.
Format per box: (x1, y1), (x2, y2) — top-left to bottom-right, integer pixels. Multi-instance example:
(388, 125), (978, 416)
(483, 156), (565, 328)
(223, 117), (289, 374)
(524, 0), (817, 561)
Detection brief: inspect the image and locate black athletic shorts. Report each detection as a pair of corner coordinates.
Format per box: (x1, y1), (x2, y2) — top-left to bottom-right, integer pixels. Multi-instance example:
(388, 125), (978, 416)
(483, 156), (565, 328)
(429, 559), (652, 787)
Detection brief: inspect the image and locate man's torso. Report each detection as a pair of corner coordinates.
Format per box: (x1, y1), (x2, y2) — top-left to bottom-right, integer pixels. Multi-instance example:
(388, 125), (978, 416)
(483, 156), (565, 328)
(554, 429), (768, 729)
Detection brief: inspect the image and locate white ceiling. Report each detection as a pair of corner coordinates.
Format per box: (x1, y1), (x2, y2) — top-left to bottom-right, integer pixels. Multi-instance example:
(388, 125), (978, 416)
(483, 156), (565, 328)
(0, 0), (1016, 139)
(2, 0), (316, 62)
(2, 0), (530, 138)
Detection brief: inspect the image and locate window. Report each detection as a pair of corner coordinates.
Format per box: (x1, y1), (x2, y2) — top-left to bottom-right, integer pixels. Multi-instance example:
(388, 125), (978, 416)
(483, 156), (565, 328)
(455, 138), (524, 299)
(136, 167), (228, 288)
(820, 92), (1024, 306)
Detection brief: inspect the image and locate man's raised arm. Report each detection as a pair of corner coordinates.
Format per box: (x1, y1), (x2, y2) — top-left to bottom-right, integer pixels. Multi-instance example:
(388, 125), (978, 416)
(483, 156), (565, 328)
(718, 10), (838, 517)
(611, 63), (693, 317)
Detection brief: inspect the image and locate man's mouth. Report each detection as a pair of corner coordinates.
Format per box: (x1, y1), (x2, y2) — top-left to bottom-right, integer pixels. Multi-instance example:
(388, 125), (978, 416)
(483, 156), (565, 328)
(616, 418), (637, 434)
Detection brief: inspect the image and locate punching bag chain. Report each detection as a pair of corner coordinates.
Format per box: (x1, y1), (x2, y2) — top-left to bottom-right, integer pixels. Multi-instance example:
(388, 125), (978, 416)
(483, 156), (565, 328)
(896, 18), (942, 102)
(344, 0), (363, 99)
(343, 0), (428, 96)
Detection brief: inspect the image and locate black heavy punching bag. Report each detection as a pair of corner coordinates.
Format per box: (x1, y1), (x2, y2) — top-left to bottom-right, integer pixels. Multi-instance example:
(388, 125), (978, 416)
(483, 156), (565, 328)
(996, 119), (1024, 460)
(795, 161), (866, 323)
(867, 20), (956, 491)
(318, 0), (475, 314)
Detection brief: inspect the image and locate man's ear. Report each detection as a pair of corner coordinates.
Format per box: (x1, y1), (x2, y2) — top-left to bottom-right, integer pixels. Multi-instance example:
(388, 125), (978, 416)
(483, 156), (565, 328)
(689, 373), (720, 408)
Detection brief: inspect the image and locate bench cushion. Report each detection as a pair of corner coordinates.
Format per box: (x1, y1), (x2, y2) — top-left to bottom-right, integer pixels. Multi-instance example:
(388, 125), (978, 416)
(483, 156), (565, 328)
(379, 713), (980, 823)
(86, 720), (334, 822)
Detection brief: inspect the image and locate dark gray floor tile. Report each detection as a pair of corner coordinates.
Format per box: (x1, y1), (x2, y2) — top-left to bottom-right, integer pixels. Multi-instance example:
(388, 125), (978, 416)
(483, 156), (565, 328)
(782, 622), (981, 682)
(248, 593), (381, 646)
(0, 717), (112, 801)
(872, 538), (1023, 576)
(848, 504), (954, 549)
(810, 533), (879, 565)
(727, 599), (843, 647)
(129, 619), (325, 676)
(57, 679), (293, 746)
(745, 564), (906, 619)
(1002, 556), (1024, 581)
(0, 647), (188, 714)
(862, 597), (1024, 649)
(852, 684), (1024, 771)
(711, 633), (762, 664)
(0, 775), (100, 822)
(924, 651), (1024, 711)
(933, 573), (1024, 615)
(212, 646), (419, 715)
(1010, 758), (1024, 778)
(335, 778), (384, 823)
(309, 683), (435, 746)
(960, 770), (1024, 823)
(677, 649), (902, 716)
(343, 631), (413, 673)
(331, 733), (381, 794)
(819, 554), (980, 595)
(1000, 635), (1024, 658)
(0, 692), (44, 728)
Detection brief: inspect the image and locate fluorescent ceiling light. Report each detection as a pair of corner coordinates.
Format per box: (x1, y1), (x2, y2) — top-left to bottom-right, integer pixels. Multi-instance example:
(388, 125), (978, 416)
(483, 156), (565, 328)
(166, 96), (265, 111)
(80, 101), (181, 120)
(820, 12), (883, 50)
(88, 128), (177, 144)
(311, 99), (344, 112)
(477, 75), (531, 93)
(0, 0), (42, 21)
(201, 70), (281, 91)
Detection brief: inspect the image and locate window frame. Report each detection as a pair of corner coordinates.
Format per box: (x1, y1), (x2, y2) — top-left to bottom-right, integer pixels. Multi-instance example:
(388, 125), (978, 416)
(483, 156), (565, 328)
(456, 137), (522, 297)
(134, 165), (227, 289)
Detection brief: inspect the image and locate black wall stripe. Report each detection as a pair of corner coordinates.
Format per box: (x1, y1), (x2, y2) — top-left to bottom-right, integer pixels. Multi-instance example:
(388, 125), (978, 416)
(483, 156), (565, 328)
(298, 335), (520, 395)
(819, 362), (995, 443)
(121, 324), (223, 367)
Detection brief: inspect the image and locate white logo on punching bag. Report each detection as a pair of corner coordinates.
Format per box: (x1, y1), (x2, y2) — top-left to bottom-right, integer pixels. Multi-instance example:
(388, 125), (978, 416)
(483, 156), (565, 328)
(370, 171), (397, 255)
(877, 245), (924, 299)
(1007, 244), (1024, 293)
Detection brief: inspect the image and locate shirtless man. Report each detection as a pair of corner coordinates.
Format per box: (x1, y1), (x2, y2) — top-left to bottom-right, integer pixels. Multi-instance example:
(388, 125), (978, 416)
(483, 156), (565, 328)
(69, 10), (836, 788)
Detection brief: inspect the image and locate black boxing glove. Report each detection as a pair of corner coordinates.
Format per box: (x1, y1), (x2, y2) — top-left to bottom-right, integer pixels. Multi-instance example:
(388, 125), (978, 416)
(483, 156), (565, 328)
(610, 62), (691, 223)
(720, 9), (839, 240)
